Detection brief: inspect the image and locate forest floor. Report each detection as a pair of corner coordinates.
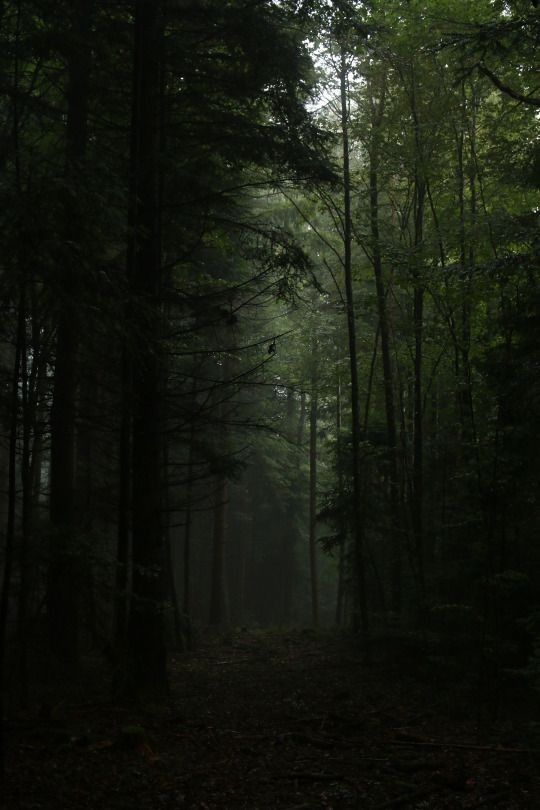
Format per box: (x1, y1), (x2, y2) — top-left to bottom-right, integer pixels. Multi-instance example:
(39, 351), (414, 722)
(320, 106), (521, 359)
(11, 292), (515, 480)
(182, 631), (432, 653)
(3, 629), (540, 809)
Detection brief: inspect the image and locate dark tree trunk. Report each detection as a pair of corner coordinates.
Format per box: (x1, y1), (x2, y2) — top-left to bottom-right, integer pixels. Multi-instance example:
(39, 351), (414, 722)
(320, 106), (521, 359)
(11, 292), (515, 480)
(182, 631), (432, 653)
(297, 390), (306, 447)
(23, 328), (49, 680)
(335, 377), (347, 626)
(412, 279), (425, 600)
(182, 432), (194, 636)
(47, 0), (92, 668)
(456, 80), (481, 465)
(124, 0), (167, 695)
(16, 286), (33, 708)
(209, 473), (229, 628)
(277, 387), (301, 626)
(0, 289), (25, 779)
(340, 48), (369, 647)
(181, 379), (198, 647)
(309, 365), (319, 629)
(209, 349), (232, 629)
(115, 351), (131, 649)
(368, 85), (402, 615)
(409, 69), (427, 616)
(168, 536), (184, 650)
(412, 181), (426, 609)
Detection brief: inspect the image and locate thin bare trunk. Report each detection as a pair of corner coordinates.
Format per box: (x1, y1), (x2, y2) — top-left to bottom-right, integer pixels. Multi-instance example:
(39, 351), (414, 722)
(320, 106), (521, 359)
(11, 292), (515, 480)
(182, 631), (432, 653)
(340, 48), (369, 645)
(115, 351), (131, 649)
(209, 357), (230, 629)
(335, 376), (346, 626)
(16, 287), (32, 708)
(209, 474), (229, 627)
(409, 68), (427, 614)
(309, 363), (319, 629)
(182, 416), (195, 630)
(47, 0), (93, 668)
(125, 0), (167, 694)
(0, 289), (25, 780)
(368, 82), (402, 613)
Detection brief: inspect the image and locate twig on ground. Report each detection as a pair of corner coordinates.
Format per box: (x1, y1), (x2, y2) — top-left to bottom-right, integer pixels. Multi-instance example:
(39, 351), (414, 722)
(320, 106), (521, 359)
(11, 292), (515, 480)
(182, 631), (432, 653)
(387, 739), (538, 754)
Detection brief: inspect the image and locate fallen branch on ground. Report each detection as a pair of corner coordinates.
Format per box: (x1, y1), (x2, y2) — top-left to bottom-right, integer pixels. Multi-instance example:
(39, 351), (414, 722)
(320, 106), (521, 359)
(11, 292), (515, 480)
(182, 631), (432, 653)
(387, 739), (538, 754)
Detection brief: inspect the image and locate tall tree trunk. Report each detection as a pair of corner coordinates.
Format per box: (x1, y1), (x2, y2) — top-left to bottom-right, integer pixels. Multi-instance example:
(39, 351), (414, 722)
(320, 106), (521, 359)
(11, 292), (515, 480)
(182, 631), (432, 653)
(277, 386), (302, 626)
(209, 356), (230, 629)
(0, 289), (25, 780)
(297, 390), (306, 447)
(162, 438), (183, 650)
(47, 0), (92, 668)
(335, 376), (347, 626)
(309, 359), (319, 629)
(412, 179), (426, 611)
(368, 82), (402, 615)
(115, 351), (131, 649)
(125, 0), (167, 694)
(408, 67), (427, 617)
(456, 80), (469, 439)
(182, 405), (196, 646)
(456, 80), (480, 464)
(339, 48), (369, 646)
(16, 286), (33, 708)
(412, 275), (425, 604)
(209, 473), (229, 628)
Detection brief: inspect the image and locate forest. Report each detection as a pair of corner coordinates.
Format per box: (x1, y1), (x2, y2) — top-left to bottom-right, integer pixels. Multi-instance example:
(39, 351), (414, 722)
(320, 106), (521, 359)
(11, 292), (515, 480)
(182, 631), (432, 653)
(0, 0), (539, 807)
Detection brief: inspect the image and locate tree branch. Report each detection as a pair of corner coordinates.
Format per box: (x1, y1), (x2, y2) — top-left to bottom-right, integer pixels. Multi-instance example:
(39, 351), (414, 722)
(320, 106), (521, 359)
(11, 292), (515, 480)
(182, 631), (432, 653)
(477, 63), (540, 107)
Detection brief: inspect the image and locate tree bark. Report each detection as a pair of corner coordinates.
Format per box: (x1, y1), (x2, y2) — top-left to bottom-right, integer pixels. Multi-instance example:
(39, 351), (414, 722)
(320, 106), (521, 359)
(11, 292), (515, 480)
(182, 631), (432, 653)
(180, 371), (200, 645)
(182, 410), (196, 644)
(124, 0), (168, 695)
(209, 354), (230, 629)
(339, 48), (369, 646)
(309, 362), (319, 629)
(412, 276), (425, 602)
(368, 82), (402, 615)
(209, 473), (229, 628)
(408, 67), (427, 615)
(0, 288), (25, 779)
(47, 0), (92, 668)
(16, 284), (33, 708)
(278, 388), (299, 625)
(335, 376), (346, 626)
(412, 178), (426, 609)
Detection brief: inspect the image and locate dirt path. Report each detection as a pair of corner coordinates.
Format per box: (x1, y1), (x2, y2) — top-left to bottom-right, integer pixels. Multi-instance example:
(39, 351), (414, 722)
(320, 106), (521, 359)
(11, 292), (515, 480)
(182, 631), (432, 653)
(4, 631), (539, 808)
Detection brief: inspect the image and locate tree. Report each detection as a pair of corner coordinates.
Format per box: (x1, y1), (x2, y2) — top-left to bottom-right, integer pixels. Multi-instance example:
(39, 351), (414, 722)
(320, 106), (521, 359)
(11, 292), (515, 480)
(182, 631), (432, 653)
(123, 0), (167, 695)
(46, 0), (93, 670)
